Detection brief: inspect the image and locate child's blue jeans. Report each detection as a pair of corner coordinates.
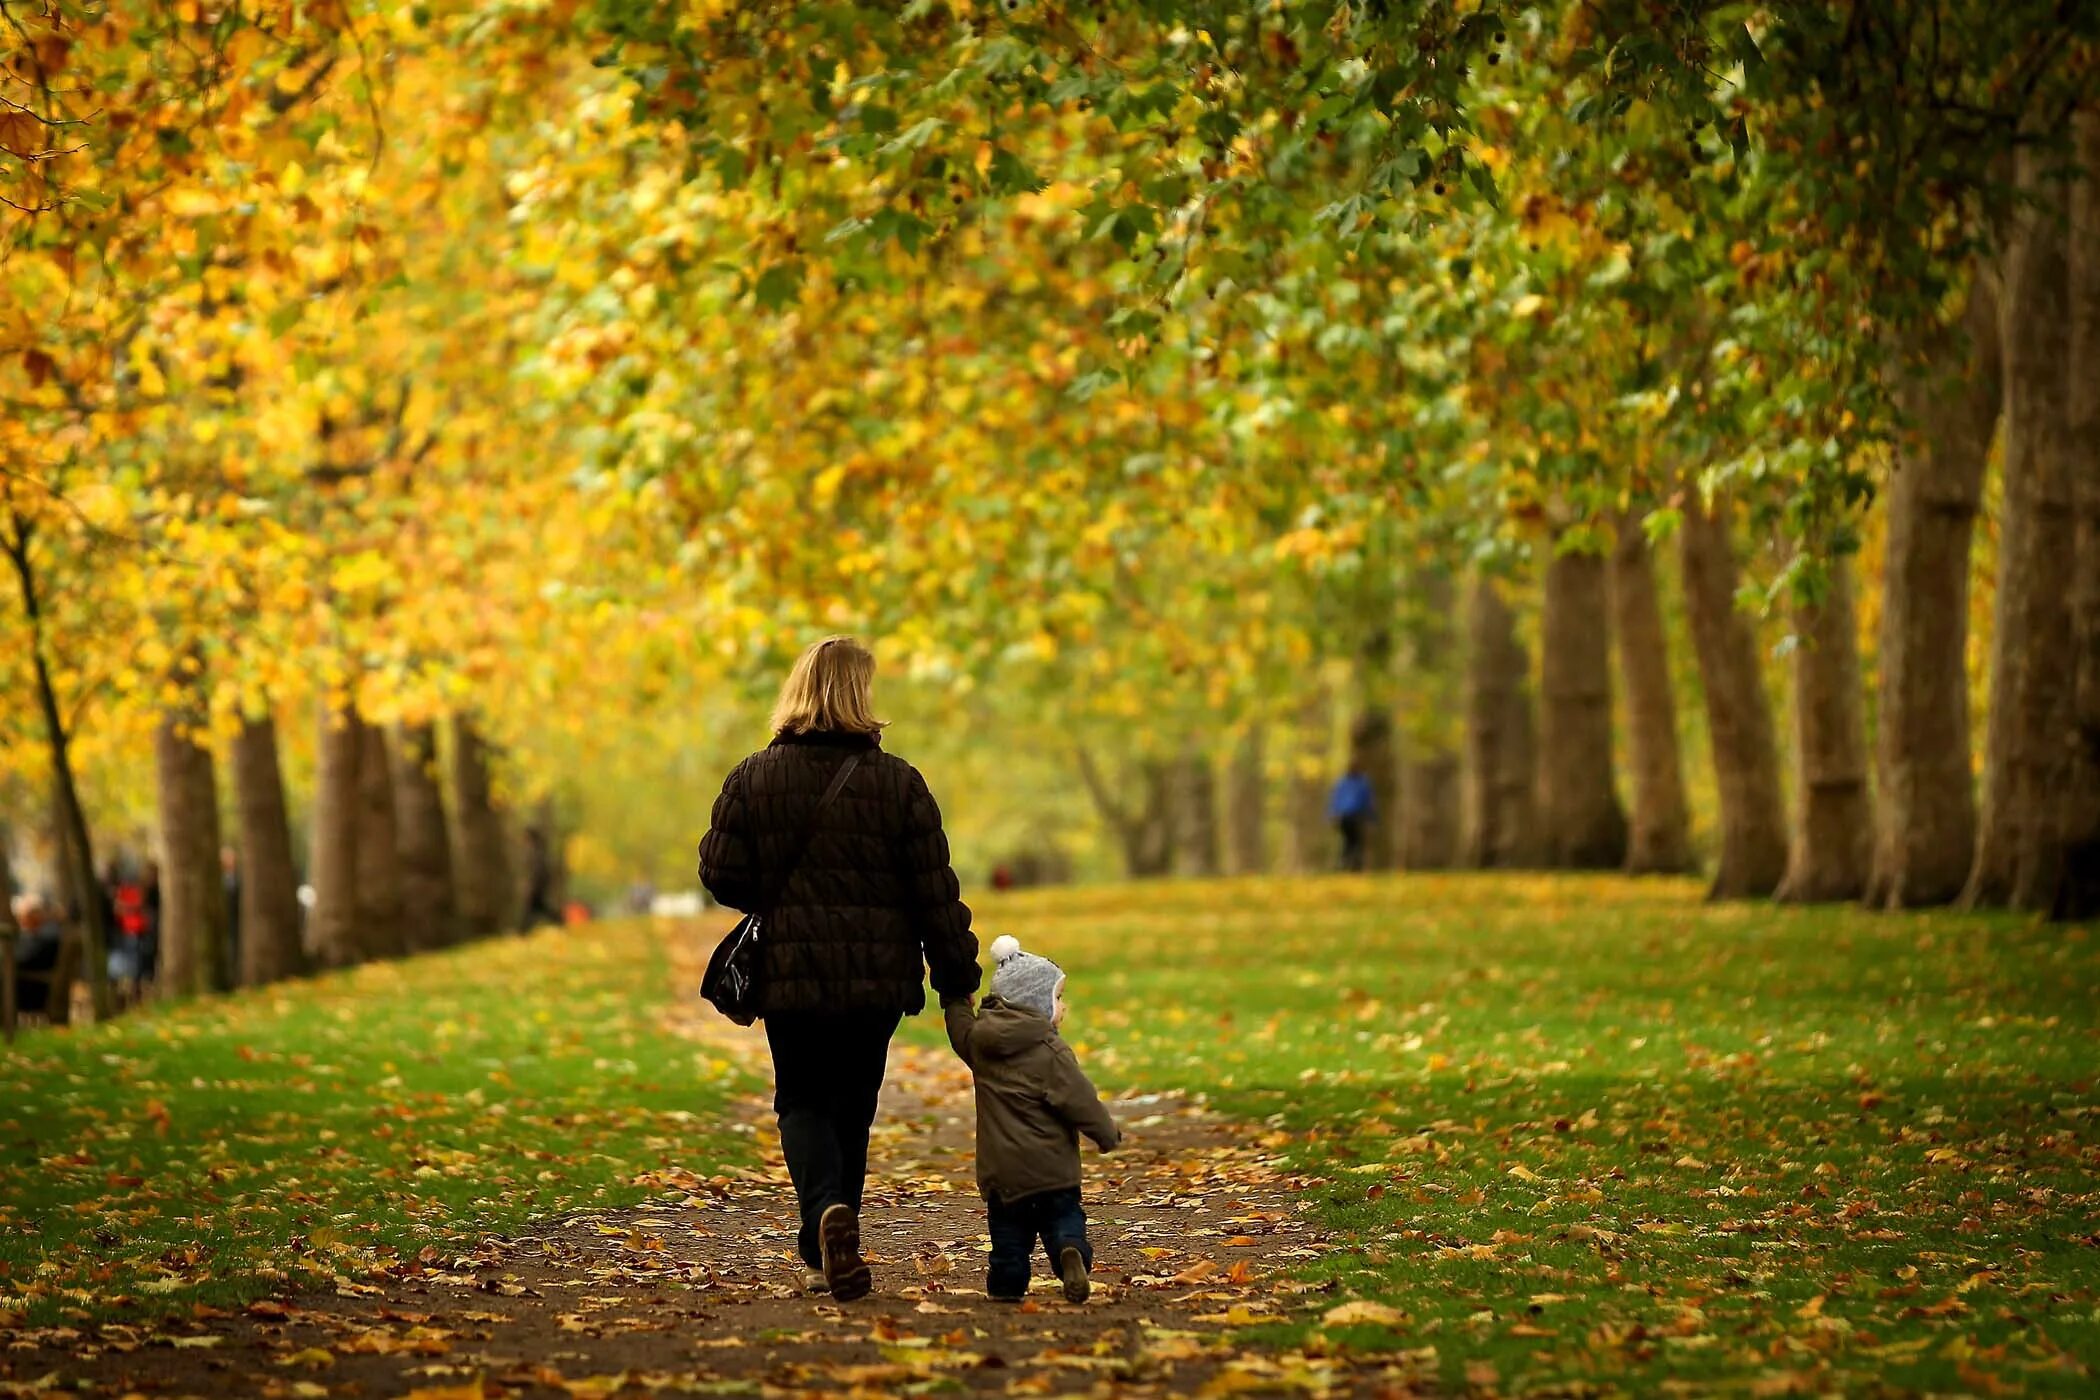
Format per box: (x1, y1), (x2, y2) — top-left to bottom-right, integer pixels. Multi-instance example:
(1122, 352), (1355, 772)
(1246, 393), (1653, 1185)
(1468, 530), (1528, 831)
(986, 1186), (1091, 1299)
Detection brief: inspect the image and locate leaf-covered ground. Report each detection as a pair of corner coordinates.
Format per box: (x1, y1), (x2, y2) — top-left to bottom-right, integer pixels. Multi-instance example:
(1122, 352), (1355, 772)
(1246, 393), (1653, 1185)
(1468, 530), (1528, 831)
(961, 873), (2100, 1394)
(0, 926), (754, 1326)
(4, 873), (2098, 1396)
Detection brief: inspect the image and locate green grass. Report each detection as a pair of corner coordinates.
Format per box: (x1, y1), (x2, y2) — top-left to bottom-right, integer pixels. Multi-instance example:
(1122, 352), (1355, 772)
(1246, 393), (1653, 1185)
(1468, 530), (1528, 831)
(0, 922), (755, 1326)
(935, 873), (2100, 1395)
(8, 873), (2097, 1393)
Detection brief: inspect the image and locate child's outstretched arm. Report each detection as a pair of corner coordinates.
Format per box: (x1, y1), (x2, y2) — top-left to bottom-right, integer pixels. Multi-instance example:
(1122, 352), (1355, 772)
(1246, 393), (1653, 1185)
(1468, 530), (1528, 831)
(1046, 1045), (1121, 1152)
(941, 995), (976, 1069)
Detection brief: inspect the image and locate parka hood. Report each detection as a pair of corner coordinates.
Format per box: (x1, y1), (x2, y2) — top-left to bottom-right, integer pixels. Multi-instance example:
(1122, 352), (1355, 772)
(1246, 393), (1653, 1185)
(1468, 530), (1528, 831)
(970, 997), (1056, 1059)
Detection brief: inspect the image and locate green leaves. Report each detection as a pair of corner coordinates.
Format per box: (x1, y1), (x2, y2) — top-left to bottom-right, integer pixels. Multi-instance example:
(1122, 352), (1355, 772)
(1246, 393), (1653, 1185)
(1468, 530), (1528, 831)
(751, 261), (806, 311)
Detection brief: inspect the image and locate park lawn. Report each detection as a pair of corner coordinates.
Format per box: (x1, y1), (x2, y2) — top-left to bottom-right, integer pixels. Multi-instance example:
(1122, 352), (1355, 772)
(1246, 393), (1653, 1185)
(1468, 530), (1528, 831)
(937, 873), (2100, 1396)
(0, 922), (757, 1328)
(5, 874), (2096, 1395)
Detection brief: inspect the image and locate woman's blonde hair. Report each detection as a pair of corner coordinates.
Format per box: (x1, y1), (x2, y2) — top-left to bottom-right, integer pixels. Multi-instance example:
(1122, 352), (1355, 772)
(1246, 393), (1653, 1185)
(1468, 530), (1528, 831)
(770, 635), (886, 736)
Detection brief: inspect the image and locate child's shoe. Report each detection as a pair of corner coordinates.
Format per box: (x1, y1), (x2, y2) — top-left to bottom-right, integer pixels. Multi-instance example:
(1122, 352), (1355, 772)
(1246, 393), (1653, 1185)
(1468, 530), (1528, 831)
(1057, 1246), (1090, 1304)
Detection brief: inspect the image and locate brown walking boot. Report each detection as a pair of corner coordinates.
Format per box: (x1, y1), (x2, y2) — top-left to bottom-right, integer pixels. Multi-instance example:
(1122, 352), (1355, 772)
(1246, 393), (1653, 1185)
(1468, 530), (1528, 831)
(818, 1203), (872, 1302)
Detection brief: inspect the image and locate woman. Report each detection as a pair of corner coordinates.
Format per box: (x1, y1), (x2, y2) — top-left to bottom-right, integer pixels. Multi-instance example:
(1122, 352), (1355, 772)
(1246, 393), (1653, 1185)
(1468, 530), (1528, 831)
(697, 636), (980, 1301)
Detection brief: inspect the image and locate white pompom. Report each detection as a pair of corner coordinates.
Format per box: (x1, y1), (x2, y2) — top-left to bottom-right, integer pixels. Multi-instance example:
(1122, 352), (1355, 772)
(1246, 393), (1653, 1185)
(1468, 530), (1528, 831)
(989, 934), (1020, 963)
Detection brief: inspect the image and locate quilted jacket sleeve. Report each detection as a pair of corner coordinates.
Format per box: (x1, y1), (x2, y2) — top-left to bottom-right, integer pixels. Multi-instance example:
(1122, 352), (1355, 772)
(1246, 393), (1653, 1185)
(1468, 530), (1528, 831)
(697, 758), (759, 912)
(901, 764), (981, 1001)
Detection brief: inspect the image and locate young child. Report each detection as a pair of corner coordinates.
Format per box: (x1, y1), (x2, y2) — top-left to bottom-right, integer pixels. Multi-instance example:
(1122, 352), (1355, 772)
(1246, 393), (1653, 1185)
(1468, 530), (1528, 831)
(944, 935), (1120, 1303)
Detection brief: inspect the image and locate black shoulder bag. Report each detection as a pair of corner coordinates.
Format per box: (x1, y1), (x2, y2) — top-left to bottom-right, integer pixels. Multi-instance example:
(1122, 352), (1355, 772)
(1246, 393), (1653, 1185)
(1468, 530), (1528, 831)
(700, 754), (861, 1025)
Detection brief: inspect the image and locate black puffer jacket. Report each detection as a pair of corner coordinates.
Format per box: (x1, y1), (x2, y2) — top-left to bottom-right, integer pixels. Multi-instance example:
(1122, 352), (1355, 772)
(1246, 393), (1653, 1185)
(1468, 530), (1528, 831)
(697, 730), (980, 1016)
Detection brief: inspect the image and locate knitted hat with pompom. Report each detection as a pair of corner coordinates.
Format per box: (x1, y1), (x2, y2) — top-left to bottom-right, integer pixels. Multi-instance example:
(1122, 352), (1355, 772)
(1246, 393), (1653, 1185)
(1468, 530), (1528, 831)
(987, 935), (1065, 1020)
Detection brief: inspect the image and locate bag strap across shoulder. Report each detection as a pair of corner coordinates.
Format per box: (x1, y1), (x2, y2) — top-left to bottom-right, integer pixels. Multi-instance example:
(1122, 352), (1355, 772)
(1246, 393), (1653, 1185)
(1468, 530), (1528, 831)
(758, 752), (861, 916)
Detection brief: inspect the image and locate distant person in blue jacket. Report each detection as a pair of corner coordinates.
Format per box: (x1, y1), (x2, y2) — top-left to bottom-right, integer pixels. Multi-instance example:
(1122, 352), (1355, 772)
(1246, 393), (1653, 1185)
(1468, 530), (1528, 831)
(1328, 764), (1376, 872)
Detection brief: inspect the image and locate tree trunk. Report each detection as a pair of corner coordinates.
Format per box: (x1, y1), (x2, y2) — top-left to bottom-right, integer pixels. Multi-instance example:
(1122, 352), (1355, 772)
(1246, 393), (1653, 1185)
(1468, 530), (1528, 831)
(1073, 748), (1173, 878)
(2056, 111), (2100, 921)
(392, 721), (460, 952)
(1537, 548), (1629, 868)
(1679, 491), (1788, 898)
(451, 716), (511, 935)
(1462, 576), (1542, 868)
(1969, 146), (2078, 911)
(153, 701), (230, 998)
(308, 700), (364, 968)
(354, 722), (407, 958)
(3, 512), (111, 1019)
(1224, 726), (1267, 876)
(1869, 280), (2000, 908)
(1610, 514), (1696, 874)
(1170, 747), (1221, 877)
(1350, 629), (1399, 871)
(232, 714), (304, 986)
(1777, 556), (1873, 902)
(1398, 570), (1461, 870)
(1283, 687), (1333, 874)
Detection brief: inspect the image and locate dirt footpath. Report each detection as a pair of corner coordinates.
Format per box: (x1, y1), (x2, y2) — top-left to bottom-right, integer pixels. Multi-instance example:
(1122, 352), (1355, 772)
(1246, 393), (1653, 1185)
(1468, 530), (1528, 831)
(3, 947), (1436, 1397)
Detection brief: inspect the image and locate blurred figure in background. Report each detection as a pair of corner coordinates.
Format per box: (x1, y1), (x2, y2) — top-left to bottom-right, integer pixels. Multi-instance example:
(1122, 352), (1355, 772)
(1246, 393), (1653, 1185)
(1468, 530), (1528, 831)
(520, 827), (561, 930)
(1328, 763), (1376, 873)
(107, 860), (146, 988)
(221, 846), (241, 979)
(10, 893), (65, 1016)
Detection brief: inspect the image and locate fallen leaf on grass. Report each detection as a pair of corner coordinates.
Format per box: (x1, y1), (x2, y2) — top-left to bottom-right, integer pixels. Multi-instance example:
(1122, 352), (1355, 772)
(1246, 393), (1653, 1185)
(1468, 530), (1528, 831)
(1323, 1301), (1407, 1328)
(1170, 1260), (1219, 1284)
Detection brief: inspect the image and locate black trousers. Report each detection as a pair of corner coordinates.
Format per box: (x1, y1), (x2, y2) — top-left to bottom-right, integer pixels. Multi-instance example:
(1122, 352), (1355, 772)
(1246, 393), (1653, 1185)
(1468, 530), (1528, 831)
(765, 1009), (901, 1269)
(1337, 815), (1367, 871)
(987, 1187), (1091, 1299)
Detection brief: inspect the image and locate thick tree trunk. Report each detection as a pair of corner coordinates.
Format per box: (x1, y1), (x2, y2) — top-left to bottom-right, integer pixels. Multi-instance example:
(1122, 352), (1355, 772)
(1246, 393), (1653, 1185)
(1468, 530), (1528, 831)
(1679, 491), (1788, 898)
(1283, 687), (1333, 874)
(1398, 570), (1461, 870)
(393, 722), (460, 952)
(1347, 710), (1397, 872)
(1224, 726), (1267, 876)
(1969, 147), (2078, 911)
(1777, 557), (1873, 902)
(354, 722), (407, 958)
(231, 714), (303, 985)
(153, 702), (230, 998)
(1126, 761), (1173, 877)
(1610, 515), (1696, 874)
(1349, 629), (1399, 871)
(1869, 281), (2000, 908)
(1537, 548), (1629, 868)
(1462, 576), (1542, 868)
(308, 700), (364, 967)
(1170, 747), (1221, 877)
(2056, 112), (2100, 921)
(1074, 748), (1173, 878)
(451, 716), (511, 935)
(1398, 749), (1459, 870)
